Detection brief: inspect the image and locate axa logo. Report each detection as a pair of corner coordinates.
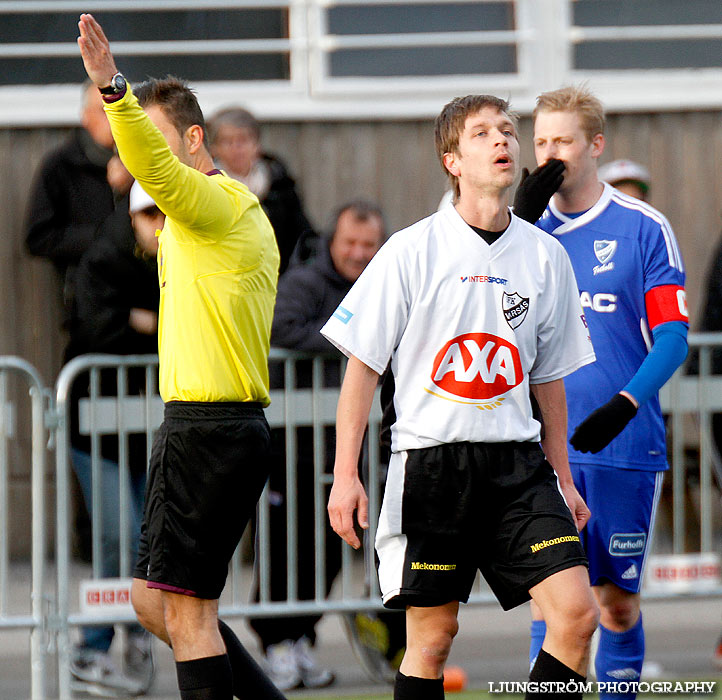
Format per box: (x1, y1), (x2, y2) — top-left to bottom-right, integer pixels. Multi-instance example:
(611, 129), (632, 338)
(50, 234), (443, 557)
(430, 333), (522, 400)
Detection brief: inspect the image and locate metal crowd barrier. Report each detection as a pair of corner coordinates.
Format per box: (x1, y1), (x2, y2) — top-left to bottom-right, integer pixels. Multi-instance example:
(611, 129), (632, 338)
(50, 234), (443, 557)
(54, 354), (162, 699)
(51, 350), (385, 698)
(659, 332), (722, 556)
(2, 335), (722, 697)
(0, 357), (48, 700)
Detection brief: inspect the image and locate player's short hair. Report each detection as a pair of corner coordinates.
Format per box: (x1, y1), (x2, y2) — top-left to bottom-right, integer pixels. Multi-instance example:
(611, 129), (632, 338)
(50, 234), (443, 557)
(207, 107), (261, 145)
(134, 75), (208, 147)
(330, 200), (387, 242)
(434, 94), (517, 199)
(533, 85), (605, 143)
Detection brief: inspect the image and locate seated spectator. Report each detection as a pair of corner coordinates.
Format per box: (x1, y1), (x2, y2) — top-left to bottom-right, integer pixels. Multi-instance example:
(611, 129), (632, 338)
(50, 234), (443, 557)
(208, 106), (314, 274)
(67, 179), (161, 697)
(249, 201), (386, 691)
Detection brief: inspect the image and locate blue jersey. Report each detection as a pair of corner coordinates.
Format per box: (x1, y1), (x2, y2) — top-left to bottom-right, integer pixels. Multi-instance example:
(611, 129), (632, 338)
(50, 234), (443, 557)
(536, 184), (687, 471)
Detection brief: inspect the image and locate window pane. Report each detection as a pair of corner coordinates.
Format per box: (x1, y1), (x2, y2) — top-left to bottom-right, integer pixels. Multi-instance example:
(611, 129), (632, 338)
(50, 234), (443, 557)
(575, 40), (722, 71)
(574, 0), (722, 27)
(328, 3), (513, 35)
(331, 45), (517, 78)
(0, 9), (288, 86)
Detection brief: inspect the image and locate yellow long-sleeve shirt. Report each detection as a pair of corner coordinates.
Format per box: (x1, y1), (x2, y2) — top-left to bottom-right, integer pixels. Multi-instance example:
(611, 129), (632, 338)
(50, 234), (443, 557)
(104, 86), (279, 404)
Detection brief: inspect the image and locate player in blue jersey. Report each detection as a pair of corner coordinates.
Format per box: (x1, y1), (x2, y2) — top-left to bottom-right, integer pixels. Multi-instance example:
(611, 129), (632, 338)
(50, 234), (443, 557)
(513, 86), (689, 699)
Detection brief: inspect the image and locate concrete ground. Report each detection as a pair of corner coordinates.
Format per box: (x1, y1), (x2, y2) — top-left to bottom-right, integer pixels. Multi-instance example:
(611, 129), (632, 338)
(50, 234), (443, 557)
(1, 558), (721, 699)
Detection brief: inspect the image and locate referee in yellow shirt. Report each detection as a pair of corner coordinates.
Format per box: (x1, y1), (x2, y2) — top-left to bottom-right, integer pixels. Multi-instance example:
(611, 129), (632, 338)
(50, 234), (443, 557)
(79, 14), (285, 700)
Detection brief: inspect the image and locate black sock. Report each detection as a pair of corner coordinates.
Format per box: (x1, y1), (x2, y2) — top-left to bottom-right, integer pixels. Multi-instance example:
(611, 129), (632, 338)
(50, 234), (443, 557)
(218, 619), (286, 700)
(394, 670), (445, 700)
(176, 654), (232, 700)
(526, 649), (586, 700)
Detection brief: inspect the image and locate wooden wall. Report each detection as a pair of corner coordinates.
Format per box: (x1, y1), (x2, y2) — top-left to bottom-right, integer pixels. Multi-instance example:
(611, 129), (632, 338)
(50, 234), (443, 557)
(262, 111), (722, 330)
(2, 110), (721, 556)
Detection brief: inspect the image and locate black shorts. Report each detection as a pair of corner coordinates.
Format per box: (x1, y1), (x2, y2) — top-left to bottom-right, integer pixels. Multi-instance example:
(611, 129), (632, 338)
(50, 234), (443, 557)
(134, 401), (271, 599)
(376, 441), (588, 611)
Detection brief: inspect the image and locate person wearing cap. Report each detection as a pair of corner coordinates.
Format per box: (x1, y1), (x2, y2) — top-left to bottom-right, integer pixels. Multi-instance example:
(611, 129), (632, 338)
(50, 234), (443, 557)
(66, 177), (161, 696)
(597, 159), (650, 202)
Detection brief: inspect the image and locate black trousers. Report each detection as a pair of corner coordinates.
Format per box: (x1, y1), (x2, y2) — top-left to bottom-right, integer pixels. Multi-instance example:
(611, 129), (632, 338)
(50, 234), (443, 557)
(249, 426), (342, 649)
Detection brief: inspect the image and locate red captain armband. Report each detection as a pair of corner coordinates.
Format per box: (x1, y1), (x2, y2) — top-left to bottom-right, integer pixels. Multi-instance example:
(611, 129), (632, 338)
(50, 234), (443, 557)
(645, 285), (688, 330)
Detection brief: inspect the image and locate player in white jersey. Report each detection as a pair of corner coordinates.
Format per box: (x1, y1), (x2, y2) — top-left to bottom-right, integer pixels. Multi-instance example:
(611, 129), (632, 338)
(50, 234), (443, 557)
(514, 86), (689, 700)
(322, 95), (599, 700)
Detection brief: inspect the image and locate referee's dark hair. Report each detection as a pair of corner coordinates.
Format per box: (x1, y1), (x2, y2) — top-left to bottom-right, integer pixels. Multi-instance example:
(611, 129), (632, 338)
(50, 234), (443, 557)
(134, 75), (209, 148)
(435, 94), (518, 200)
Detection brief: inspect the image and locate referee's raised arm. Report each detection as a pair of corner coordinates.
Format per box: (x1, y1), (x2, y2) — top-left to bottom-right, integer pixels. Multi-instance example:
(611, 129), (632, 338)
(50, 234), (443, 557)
(79, 13), (239, 235)
(77, 14), (118, 90)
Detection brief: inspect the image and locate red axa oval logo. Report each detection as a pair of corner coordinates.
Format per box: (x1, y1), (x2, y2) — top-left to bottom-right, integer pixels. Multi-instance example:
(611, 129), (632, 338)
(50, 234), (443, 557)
(431, 333), (522, 400)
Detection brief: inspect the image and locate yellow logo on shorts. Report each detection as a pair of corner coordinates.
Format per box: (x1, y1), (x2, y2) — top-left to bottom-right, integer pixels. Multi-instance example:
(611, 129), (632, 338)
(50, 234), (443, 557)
(530, 535), (580, 554)
(410, 562), (457, 571)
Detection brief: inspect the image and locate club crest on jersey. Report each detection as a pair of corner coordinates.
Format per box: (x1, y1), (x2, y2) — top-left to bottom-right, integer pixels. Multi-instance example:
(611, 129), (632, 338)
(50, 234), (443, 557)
(502, 292), (529, 329)
(593, 240), (617, 275)
(429, 332), (522, 402)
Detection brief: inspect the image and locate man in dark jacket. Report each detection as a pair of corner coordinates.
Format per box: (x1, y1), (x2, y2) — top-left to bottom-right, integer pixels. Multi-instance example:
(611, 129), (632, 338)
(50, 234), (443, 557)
(208, 106), (314, 274)
(249, 201), (385, 691)
(25, 81), (117, 312)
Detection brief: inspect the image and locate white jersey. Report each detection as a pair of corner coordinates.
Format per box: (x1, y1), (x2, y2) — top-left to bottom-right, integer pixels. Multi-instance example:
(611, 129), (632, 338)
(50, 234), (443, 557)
(321, 206), (595, 452)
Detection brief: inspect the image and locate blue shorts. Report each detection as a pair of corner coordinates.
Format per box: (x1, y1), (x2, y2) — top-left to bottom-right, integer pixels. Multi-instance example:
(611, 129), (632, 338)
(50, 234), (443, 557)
(571, 463), (663, 593)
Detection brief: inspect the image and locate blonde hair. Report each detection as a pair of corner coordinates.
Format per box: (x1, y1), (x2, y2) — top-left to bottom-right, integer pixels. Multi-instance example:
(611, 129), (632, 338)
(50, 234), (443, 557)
(533, 85), (605, 143)
(434, 94), (518, 199)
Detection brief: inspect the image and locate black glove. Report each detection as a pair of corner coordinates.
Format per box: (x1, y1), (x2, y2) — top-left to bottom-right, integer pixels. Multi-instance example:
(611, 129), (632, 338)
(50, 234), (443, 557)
(512, 159), (565, 224)
(570, 393), (638, 454)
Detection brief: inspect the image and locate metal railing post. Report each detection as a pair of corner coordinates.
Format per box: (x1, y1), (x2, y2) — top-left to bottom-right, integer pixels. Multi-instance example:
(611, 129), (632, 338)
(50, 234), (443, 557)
(0, 357), (48, 700)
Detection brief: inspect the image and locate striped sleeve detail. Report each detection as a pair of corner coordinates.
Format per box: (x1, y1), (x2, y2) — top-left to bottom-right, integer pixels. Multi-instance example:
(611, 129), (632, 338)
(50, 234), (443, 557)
(611, 192), (684, 272)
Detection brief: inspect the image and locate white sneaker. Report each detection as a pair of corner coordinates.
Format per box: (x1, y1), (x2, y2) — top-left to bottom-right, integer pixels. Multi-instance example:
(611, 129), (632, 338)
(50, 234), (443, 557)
(265, 640), (302, 691)
(294, 636), (335, 689)
(70, 648), (144, 697)
(124, 631), (154, 693)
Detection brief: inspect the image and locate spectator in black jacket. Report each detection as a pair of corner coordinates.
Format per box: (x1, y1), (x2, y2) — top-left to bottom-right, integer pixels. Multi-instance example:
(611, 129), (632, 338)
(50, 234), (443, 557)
(249, 201), (385, 691)
(67, 181), (161, 698)
(25, 81), (117, 314)
(208, 106), (314, 274)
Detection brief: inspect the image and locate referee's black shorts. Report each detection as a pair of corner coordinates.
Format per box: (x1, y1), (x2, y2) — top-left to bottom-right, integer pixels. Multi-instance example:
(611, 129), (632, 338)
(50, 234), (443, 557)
(134, 401), (271, 599)
(376, 441), (588, 611)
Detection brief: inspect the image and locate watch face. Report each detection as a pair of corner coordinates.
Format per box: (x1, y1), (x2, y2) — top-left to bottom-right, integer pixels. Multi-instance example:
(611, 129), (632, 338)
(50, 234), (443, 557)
(112, 74), (126, 92)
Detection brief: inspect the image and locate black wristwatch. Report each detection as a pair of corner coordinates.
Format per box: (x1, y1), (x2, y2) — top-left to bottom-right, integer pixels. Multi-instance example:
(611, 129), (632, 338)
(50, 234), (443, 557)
(99, 72), (127, 95)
